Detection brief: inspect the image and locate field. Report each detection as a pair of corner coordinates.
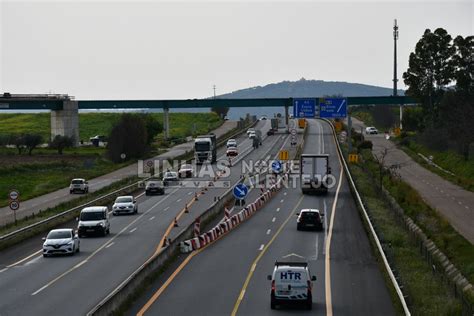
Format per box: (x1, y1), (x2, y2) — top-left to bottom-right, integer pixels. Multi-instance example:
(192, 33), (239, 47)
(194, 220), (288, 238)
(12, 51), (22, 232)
(0, 112), (223, 207)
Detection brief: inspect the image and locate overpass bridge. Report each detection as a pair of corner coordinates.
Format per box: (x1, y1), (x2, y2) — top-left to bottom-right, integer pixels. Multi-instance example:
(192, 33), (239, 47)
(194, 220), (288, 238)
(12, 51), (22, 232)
(0, 93), (417, 143)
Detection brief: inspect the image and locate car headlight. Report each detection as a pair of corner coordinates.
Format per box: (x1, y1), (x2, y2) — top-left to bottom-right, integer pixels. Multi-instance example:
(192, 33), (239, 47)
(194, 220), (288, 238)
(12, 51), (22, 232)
(97, 222), (105, 227)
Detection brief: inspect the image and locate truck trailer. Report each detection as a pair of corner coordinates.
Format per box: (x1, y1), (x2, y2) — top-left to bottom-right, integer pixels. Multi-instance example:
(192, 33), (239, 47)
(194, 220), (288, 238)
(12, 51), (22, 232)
(300, 154), (331, 194)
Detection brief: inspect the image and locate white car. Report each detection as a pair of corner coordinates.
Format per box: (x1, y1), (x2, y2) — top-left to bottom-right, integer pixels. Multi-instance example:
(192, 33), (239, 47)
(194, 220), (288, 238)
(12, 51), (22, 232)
(246, 128), (255, 135)
(365, 126), (378, 134)
(112, 195), (137, 215)
(178, 164), (194, 178)
(248, 131), (256, 139)
(260, 116), (268, 120)
(42, 228), (80, 257)
(69, 178), (89, 194)
(226, 139), (237, 148)
(163, 171), (179, 186)
(77, 206), (110, 237)
(226, 146), (238, 157)
(267, 261), (316, 310)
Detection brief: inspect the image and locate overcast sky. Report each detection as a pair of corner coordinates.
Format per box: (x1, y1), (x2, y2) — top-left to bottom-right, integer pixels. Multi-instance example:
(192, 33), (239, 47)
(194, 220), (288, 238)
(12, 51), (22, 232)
(1, 1), (472, 100)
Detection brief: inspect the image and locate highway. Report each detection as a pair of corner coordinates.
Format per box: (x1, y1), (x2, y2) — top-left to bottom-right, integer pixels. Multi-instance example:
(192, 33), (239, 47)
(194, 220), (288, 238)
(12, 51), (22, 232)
(128, 119), (395, 316)
(0, 120), (289, 316)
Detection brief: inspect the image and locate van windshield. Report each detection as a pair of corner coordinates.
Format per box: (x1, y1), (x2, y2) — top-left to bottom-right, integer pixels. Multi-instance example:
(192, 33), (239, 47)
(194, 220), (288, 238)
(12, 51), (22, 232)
(71, 180), (84, 184)
(80, 211), (105, 221)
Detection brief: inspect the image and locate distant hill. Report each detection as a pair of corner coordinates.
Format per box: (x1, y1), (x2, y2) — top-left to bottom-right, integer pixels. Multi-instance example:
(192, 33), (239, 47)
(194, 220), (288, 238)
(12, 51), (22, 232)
(219, 78), (404, 99)
(218, 78), (404, 120)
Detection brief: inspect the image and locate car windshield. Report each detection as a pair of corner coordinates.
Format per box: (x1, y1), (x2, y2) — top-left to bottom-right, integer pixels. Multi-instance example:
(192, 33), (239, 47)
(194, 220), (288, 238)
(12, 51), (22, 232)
(80, 211), (105, 221)
(71, 180), (84, 184)
(181, 164), (192, 170)
(164, 172), (177, 178)
(116, 197), (133, 203)
(47, 230), (72, 239)
(195, 142), (210, 151)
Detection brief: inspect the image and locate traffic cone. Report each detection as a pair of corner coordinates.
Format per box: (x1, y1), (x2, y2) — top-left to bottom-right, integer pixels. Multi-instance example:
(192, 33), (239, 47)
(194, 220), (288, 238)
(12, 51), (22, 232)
(174, 217), (179, 227)
(194, 192), (199, 201)
(162, 237), (168, 247)
(184, 204), (189, 213)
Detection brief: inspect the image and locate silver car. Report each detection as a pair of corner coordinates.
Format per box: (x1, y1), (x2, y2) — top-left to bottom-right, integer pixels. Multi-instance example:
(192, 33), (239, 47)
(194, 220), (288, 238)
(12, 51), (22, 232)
(42, 228), (80, 257)
(112, 196), (138, 215)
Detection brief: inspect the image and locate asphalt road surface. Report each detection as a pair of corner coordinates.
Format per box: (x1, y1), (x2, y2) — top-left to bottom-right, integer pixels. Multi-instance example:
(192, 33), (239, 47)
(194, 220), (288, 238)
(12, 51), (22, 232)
(128, 119), (395, 316)
(351, 117), (474, 244)
(0, 120), (288, 316)
(0, 121), (238, 226)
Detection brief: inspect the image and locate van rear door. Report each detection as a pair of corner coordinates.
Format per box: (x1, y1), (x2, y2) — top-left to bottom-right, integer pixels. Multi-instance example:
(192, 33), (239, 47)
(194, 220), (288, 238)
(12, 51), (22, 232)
(275, 268), (308, 299)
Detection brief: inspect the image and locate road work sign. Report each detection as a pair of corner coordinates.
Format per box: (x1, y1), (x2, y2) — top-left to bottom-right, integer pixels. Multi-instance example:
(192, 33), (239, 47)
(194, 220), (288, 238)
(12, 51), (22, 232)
(279, 150), (289, 161)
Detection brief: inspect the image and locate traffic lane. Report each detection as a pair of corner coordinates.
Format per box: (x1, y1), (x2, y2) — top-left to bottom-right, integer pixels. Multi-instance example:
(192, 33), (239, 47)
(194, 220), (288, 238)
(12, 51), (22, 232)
(329, 176), (395, 316)
(317, 119), (395, 315)
(0, 130), (281, 314)
(237, 193), (328, 316)
(135, 185), (305, 316)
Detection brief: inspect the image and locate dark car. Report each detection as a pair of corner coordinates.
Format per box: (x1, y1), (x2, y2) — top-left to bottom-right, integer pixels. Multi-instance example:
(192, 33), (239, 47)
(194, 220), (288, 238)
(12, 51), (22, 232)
(296, 209), (324, 231)
(145, 180), (165, 195)
(267, 129), (275, 136)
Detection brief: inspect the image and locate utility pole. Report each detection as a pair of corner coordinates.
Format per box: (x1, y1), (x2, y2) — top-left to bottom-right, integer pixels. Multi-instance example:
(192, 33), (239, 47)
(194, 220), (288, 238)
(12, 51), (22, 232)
(393, 19), (403, 129)
(213, 85), (216, 99)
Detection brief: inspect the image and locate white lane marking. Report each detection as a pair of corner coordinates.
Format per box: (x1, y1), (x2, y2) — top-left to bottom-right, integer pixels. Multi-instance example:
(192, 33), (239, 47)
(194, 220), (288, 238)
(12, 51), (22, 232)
(314, 234), (319, 261)
(164, 206), (170, 211)
(283, 192), (287, 196)
(7, 250), (42, 268)
(0, 268), (8, 273)
(258, 244), (264, 251)
(25, 256), (42, 266)
(105, 242), (115, 248)
(177, 199), (182, 202)
(465, 206), (470, 209)
(276, 208), (280, 212)
(188, 192), (192, 195)
(130, 228), (137, 233)
(272, 217), (276, 222)
(280, 199), (284, 203)
(31, 187), (180, 296)
(458, 201), (463, 205)
(32, 260), (88, 296)
(266, 229), (271, 235)
(440, 190), (444, 193)
(149, 216), (155, 221)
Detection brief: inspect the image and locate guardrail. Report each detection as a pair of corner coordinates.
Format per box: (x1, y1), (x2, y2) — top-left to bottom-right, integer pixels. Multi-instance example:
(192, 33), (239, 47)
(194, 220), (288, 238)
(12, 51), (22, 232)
(323, 118), (411, 316)
(0, 119), (258, 246)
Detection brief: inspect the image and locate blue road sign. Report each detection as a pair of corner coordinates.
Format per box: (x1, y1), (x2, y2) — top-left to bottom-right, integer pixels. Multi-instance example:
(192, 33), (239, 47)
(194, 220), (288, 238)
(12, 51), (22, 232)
(293, 99), (316, 118)
(319, 98), (347, 118)
(233, 183), (248, 200)
(271, 160), (282, 173)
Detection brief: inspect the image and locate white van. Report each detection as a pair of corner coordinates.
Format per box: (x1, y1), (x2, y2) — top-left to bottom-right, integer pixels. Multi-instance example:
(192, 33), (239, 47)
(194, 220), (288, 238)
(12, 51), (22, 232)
(267, 261), (316, 310)
(77, 206), (110, 237)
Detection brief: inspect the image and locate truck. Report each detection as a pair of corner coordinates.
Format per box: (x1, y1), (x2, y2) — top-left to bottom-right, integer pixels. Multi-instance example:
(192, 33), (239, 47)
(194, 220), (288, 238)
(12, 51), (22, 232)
(250, 130), (262, 149)
(300, 154), (331, 194)
(194, 134), (217, 164)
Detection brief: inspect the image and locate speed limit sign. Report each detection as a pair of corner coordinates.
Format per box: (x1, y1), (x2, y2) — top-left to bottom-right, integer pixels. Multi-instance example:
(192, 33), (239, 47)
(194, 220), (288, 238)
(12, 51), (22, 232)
(9, 200), (20, 211)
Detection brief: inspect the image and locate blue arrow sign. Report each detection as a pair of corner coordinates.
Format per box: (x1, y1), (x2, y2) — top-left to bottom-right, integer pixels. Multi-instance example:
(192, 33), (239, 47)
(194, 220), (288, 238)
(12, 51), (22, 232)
(271, 160), (282, 173)
(319, 98), (347, 118)
(293, 99), (316, 118)
(233, 183), (248, 200)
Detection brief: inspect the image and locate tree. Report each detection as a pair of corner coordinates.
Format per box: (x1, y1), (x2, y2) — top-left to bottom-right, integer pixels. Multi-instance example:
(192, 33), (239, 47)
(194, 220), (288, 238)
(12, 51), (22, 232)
(402, 107), (425, 132)
(24, 134), (43, 155)
(439, 91), (474, 160)
(403, 28), (456, 127)
(372, 105), (395, 129)
(107, 114), (148, 163)
(49, 135), (74, 155)
(211, 106), (229, 119)
(452, 35), (474, 96)
(11, 135), (26, 155)
(140, 114), (163, 145)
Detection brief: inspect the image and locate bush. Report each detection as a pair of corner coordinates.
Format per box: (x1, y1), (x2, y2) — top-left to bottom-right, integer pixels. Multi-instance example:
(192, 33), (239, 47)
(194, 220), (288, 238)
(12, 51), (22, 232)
(49, 135), (75, 154)
(358, 140), (373, 150)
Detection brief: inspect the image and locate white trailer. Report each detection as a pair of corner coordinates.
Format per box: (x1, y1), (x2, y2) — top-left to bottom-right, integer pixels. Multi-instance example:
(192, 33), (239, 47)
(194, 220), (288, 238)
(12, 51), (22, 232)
(300, 154), (330, 194)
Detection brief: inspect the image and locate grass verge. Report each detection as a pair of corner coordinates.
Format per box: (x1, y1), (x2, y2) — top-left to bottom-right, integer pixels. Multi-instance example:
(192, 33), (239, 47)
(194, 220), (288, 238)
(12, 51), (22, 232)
(346, 147), (465, 315)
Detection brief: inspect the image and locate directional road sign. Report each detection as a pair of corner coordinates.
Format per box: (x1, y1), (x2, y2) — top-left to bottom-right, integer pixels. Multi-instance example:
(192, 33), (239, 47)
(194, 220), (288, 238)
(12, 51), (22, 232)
(271, 160), (282, 173)
(233, 183), (248, 200)
(293, 99), (316, 118)
(319, 98), (347, 118)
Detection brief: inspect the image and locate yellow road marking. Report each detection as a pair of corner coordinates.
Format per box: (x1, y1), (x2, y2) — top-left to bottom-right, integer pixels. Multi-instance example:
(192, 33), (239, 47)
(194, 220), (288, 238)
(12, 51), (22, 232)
(231, 195), (304, 316)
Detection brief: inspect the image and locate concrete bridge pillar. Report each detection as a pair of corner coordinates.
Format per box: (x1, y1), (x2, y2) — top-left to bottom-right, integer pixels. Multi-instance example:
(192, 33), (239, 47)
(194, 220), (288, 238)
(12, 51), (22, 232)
(50, 100), (79, 145)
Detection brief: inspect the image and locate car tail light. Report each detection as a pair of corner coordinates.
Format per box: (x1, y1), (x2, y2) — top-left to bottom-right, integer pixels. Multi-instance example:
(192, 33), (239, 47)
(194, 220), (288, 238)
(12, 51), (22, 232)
(307, 281), (312, 293)
(271, 280), (275, 292)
